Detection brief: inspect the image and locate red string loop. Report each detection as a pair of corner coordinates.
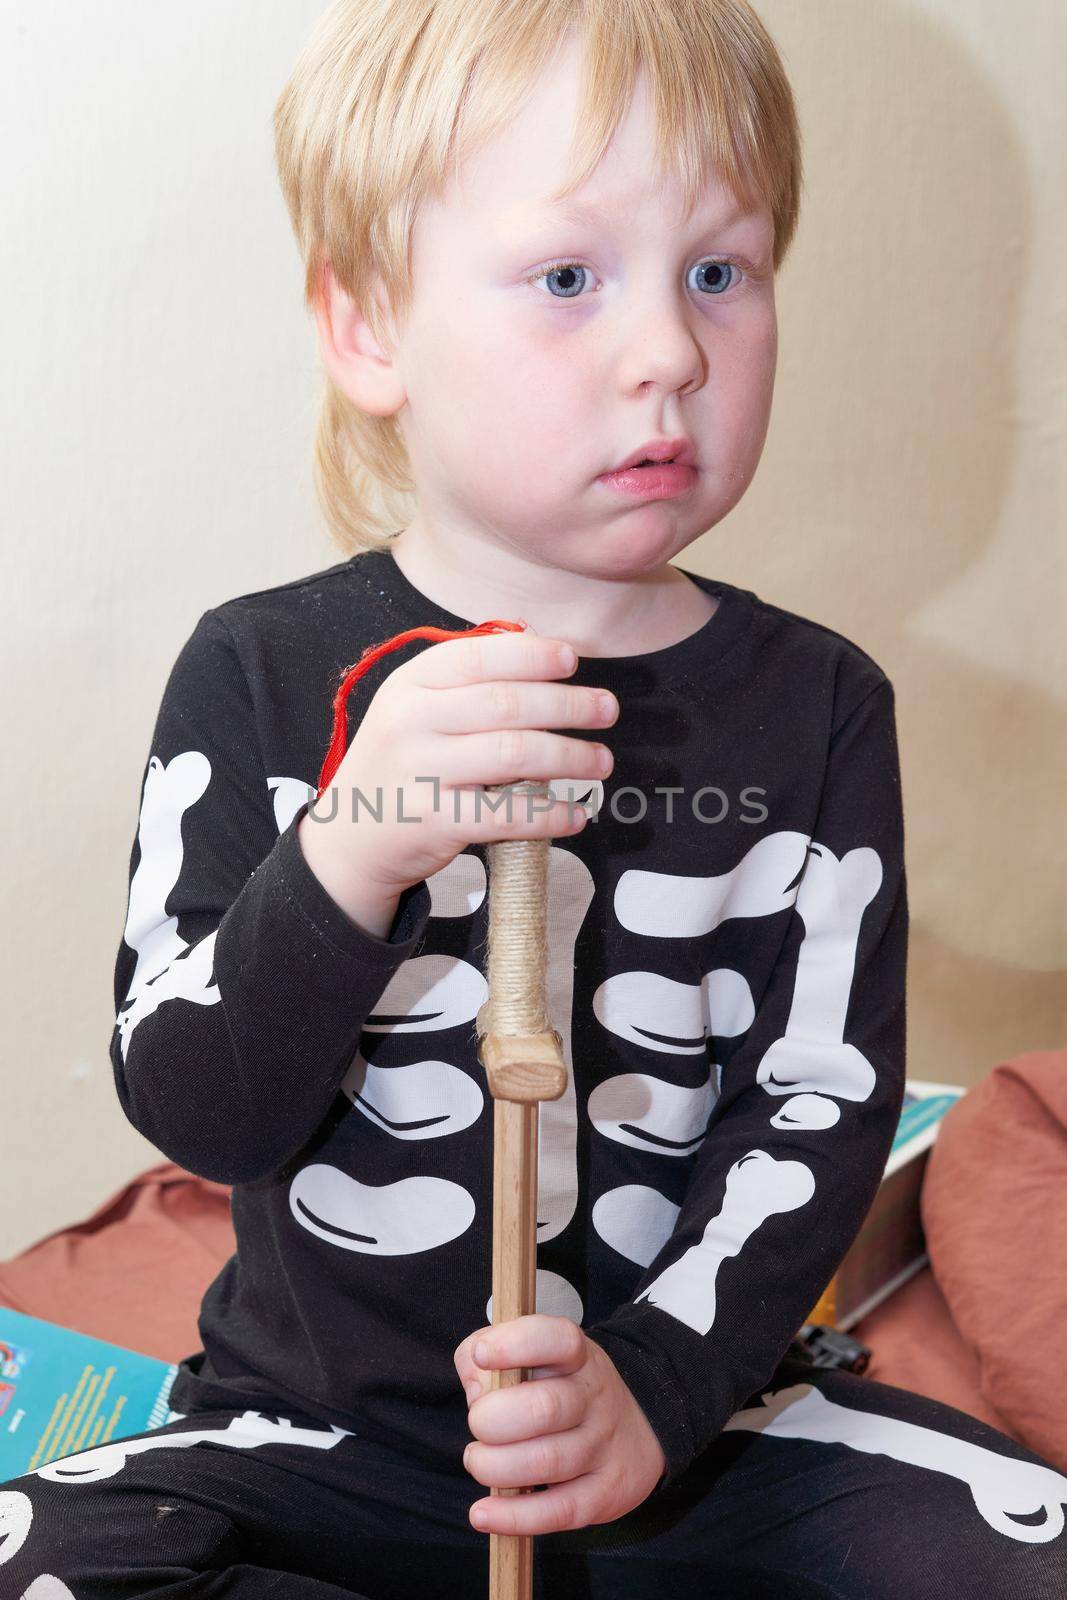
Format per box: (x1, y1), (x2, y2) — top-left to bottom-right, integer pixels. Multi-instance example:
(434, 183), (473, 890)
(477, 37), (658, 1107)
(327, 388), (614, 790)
(315, 619), (529, 801)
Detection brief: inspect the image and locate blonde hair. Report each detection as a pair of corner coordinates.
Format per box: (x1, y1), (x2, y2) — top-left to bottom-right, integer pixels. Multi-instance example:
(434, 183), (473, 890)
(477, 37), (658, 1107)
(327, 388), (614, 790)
(273, 0), (804, 556)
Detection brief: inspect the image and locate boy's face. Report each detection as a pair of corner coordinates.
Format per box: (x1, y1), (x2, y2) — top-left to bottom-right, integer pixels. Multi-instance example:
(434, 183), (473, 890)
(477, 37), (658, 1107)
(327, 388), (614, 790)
(375, 32), (778, 579)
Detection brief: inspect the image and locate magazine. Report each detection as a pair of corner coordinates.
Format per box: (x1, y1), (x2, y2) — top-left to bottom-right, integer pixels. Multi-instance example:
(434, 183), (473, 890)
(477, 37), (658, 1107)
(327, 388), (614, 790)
(0, 1307), (177, 1482)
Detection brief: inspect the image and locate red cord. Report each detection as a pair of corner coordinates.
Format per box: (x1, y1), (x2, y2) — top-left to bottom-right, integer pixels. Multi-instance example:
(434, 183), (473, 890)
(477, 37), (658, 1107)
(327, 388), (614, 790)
(315, 619), (529, 801)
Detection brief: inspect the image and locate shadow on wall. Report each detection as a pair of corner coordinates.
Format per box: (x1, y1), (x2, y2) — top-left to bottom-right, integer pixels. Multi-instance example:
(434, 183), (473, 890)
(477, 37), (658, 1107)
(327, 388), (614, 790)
(714, 0), (1066, 1082)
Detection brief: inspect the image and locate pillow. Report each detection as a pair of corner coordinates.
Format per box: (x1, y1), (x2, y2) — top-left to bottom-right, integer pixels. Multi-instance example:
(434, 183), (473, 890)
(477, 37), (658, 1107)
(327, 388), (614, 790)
(920, 1048), (1067, 1472)
(0, 1162), (234, 1362)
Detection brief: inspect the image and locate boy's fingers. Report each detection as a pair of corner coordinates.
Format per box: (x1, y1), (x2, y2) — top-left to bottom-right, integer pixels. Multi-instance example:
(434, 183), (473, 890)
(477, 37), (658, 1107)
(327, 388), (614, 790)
(470, 1480), (587, 1538)
(412, 631), (578, 690)
(457, 1317), (583, 1405)
(455, 1327), (491, 1368)
(472, 1315), (586, 1374)
(463, 1370), (491, 1409)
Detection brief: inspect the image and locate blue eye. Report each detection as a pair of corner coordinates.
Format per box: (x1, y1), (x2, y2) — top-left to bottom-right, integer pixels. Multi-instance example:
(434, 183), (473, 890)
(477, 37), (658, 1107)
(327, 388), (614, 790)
(526, 257), (746, 300)
(687, 259), (742, 296)
(532, 262), (589, 298)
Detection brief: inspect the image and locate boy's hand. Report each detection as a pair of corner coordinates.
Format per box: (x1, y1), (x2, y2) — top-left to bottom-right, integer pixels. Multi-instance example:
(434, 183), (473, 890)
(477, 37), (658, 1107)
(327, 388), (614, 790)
(306, 631), (618, 901)
(454, 1314), (667, 1535)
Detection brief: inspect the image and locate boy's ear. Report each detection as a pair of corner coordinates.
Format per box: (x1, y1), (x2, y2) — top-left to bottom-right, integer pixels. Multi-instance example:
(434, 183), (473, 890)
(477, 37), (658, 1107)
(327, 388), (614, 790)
(313, 262), (405, 418)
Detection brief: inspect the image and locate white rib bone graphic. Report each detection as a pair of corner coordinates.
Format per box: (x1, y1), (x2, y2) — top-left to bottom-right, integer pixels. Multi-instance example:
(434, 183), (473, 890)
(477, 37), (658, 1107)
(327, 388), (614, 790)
(612, 833), (843, 1136)
(290, 836), (595, 1254)
(589, 965), (756, 1157)
(615, 832), (811, 938)
(723, 1383), (1067, 1545)
(588, 829), (842, 1301)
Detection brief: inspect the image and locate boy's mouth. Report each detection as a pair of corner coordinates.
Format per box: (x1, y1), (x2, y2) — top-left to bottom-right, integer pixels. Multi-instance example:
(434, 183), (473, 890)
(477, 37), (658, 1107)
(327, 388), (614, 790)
(606, 437), (696, 473)
(597, 452), (698, 499)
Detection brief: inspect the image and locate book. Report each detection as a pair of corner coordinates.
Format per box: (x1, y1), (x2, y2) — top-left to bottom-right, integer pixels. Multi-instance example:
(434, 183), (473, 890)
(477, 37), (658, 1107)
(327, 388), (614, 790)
(0, 1307), (178, 1483)
(804, 1076), (966, 1331)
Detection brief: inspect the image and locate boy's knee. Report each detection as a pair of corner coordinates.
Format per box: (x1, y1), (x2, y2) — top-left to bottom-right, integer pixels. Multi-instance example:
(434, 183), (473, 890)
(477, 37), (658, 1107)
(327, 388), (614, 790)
(1, 1481), (77, 1593)
(1, 1473), (238, 1597)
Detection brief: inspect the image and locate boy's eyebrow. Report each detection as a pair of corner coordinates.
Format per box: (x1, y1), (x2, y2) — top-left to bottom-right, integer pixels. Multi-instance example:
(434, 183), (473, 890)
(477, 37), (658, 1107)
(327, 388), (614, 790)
(529, 195), (759, 230)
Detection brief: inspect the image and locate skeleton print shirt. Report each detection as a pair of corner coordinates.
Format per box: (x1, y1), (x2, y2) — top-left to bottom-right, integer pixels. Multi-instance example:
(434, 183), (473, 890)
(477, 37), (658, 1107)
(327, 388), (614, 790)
(110, 546), (909, 1491)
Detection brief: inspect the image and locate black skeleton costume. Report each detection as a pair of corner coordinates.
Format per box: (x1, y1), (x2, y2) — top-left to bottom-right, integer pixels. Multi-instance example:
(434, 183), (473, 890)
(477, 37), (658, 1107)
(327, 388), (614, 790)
(3, 548), (1063, 1599)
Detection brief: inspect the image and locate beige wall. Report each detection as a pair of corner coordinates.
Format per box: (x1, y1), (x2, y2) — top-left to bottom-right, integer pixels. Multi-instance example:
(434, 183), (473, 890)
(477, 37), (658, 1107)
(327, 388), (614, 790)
(1, 0), (1063, 1260)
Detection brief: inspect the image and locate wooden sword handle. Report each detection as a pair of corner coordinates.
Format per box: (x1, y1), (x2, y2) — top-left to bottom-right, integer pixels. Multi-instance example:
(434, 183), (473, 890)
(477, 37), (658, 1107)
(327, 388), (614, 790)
(475, 782), (568, 1600)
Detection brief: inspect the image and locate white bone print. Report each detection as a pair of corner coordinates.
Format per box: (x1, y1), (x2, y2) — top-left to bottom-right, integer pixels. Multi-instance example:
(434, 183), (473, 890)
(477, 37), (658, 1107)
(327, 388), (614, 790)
(267, 775), (315, 834)
(592, 1183), (683, 1272)
(341, 1056), (485, 1139)
(34, 1412), (350, 1486)
(289, 1164), (476, 1253)
(117, 764), (328, 1062)
(769, 1093), (841, 1131)
(115, 933), (219, 1064)
(290, 841), (595, 1255)
(723, 1383), (1067, 1544)
(589, 1066), (718, 1158)
(589, 967), (755, 1154)
(585, 832), (888, 1325)
(0, 1492), (33, 1567)
(609, 833), (830, 1138)
(123, 751), (210, 993)
(336, 861), (490, 1136)
(116, 752), (221, 1060)
(614, 832), (812, 938)
(594, 966), (755, 1054)
(755, 841), (884, 1110)
(119, 753), (880, 1357)
(360, 953), (487, 1036)
(628, 1150), (816, 1334)
(288, 852), (491, 1249)
(588, 831), (821, 1296)
(534, 844), (596, 1240)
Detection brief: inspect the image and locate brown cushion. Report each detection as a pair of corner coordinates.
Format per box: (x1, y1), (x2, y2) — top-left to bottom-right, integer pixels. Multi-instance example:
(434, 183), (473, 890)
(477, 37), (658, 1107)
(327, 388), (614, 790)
(920, 1048), (1067, 1472)
(0, 1162), (235, 1363)
(854, 1261), (1022, 1440)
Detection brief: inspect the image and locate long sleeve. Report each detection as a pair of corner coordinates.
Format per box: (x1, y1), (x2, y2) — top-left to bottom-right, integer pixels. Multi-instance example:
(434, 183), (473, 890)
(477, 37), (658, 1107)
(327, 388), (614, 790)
(583, 678), (909, 1490)
(110, 607), (432, 1186)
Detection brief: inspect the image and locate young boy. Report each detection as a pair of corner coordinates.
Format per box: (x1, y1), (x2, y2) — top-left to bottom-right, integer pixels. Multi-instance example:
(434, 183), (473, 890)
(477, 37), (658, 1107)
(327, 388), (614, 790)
(3, 2), (1065, 1596)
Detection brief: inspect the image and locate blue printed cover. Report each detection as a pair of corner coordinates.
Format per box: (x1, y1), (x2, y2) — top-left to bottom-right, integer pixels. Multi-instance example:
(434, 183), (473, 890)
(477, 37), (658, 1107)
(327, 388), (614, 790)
(0, 1307), (177, 1482)
(884, 1076), (966, 1178)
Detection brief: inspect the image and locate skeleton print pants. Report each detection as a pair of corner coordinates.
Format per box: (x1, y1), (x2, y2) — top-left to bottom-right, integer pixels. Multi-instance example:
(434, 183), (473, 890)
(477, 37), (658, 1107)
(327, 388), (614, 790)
(2, 1352), (1065, 1599)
